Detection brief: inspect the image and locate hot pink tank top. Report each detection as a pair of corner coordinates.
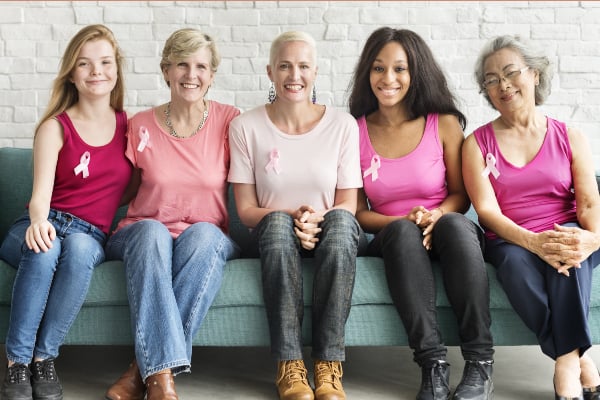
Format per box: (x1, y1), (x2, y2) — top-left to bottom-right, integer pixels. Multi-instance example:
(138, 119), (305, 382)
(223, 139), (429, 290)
(358, 113), (447, 216)
(49, 111), (132, 233)
(472, 117), (577, 239)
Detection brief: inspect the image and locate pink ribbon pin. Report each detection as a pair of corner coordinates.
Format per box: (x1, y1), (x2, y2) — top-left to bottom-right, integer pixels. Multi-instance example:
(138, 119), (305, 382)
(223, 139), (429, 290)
(265, 149), (281, 174)
(363, 155), (381, 182)
(137, 126), (152, 152)
(74, 151), (91, 178)
(481, 153), (500, 179)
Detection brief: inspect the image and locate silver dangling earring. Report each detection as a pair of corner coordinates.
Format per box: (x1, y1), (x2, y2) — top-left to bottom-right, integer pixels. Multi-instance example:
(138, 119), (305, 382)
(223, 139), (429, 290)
(312, 85), (317, 104)
(268, 82), (276, 103)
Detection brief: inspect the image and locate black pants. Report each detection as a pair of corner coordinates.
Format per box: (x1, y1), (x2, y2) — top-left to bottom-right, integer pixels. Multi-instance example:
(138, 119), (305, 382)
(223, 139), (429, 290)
(368, 213), (494, 366)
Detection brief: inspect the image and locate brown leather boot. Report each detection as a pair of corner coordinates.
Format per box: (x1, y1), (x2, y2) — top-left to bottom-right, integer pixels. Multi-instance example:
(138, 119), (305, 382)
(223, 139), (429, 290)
(313, 360), (345, 400)
(146, 370), (178, 400)
(276, 360), (314, 400)
(105, 360), (145, 400)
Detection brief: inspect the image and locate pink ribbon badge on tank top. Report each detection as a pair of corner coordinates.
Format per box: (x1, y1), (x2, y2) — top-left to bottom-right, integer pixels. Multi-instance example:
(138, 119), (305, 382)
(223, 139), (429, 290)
(363, 155), (381, 182)
(481, 153), (500, 179)
(74, 151), (91, 178)
(265, 149), (281, 174)
(137, 126), (152, 152)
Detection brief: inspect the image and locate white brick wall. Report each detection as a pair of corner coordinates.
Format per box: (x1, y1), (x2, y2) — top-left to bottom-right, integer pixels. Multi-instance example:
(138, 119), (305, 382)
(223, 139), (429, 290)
(0, 1), (598, 170)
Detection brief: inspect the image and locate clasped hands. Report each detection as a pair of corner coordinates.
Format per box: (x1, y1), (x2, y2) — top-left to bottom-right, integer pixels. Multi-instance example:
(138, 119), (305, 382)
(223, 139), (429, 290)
(292, 205), (324, 250)
(536, 224), (599, 276)
(407, 205), (443, 251)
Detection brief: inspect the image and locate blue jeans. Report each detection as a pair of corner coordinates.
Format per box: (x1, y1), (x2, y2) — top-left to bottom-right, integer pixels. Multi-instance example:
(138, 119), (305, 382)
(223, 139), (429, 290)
(367, 213), (493, 366)
(105, 219), (239, 380)
(486, 222), (600, 360)
(252, 209), (359, 362)
(0, 209), (106, 364)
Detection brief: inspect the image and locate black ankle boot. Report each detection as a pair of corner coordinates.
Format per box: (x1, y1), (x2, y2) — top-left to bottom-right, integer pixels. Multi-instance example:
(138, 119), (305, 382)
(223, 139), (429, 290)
(417, 360), (451, 400)
(452, 360), (493, 400)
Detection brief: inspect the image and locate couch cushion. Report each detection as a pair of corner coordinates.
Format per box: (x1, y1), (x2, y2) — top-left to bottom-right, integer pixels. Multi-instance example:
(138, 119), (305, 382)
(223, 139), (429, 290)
(0, 148), (33, 240)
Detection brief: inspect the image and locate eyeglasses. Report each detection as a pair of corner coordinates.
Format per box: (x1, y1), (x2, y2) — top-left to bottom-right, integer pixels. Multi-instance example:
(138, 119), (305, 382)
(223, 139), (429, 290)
(482, 66), (530, 90)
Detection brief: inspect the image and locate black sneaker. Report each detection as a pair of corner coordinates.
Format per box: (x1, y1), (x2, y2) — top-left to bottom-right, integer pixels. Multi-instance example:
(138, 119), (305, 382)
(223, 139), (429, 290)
(1, 363), (33, 400)
(30, 359), (62, 400)
(452, 360), (494, 400)
(417, 360), (451, 400)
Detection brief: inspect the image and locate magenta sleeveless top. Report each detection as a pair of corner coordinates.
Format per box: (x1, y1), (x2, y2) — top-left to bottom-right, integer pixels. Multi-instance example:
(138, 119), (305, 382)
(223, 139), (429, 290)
(358, 113), (447, 216)
(472, 117), (577, 240)
(48, 111), (132, 233)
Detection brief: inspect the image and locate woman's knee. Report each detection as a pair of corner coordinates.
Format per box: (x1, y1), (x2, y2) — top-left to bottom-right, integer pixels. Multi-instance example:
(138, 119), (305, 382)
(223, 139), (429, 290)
(125, 219), (172, 244)
(256, 211), (297, 249)
(379, 218), (422, 250)
(61, 233), (104, 269)
(318, 209), (360, 250)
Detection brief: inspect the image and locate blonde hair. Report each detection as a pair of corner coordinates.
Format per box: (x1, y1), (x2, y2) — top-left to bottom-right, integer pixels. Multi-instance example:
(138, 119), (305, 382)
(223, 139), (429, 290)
(160, 28), (220, 86)
(36, 24), (125, 135)
(269, 31), (317, 68)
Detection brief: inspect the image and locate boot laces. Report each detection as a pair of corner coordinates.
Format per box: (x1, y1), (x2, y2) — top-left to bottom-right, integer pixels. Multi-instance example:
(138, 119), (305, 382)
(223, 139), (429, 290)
(315, 361), (343, 388)
(8, 364), (30, 384)
(422, 361), (450, 395)
(462, 361), (491, 386)
(279, 360), (308, 386)
(33, 359), (57, 382)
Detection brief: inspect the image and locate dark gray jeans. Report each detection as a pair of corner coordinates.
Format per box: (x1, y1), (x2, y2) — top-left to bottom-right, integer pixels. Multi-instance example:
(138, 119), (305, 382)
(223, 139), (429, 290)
(367, 212), (494, 367)
(251, 209), (359, 362)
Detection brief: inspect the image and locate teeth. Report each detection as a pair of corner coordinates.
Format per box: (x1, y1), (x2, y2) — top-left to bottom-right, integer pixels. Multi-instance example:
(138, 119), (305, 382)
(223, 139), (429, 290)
(183, 83), (199, 89)
(285, 84), (302, 90)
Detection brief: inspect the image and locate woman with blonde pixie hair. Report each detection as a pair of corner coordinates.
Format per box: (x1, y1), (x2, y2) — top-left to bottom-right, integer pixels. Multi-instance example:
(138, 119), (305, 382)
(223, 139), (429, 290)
(104, 28), (240, 400)
(229, 30), (362, 400)
(0, 24), (131, 400)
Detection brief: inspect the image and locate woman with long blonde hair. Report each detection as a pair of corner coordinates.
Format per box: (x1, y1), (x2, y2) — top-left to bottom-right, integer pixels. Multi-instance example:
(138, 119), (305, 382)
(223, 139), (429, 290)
(0, 24), (131, 400)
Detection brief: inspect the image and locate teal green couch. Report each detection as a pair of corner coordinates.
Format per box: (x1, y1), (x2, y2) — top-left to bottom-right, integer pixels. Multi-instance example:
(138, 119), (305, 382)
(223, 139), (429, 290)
(1, 146), (599, 347)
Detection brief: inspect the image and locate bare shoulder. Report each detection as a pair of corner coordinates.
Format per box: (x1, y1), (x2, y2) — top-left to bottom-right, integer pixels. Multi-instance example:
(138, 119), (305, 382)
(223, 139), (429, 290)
(437, 113), (464, 142)
(35, 118), (64, 145)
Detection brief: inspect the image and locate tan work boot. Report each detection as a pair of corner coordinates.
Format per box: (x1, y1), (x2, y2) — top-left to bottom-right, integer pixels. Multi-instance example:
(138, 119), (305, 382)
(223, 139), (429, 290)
(276, 360), (314, 400)
(313, 360), (345, 400)
(105, 360), (145, 400)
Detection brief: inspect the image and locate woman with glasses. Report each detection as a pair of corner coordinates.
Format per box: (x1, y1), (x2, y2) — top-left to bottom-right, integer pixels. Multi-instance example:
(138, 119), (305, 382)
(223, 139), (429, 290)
(463, 35), (600, 400)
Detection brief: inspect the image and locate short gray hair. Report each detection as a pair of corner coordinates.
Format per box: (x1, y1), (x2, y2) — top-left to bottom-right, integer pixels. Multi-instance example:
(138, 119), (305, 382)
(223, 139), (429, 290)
(474, 35), (552, 108)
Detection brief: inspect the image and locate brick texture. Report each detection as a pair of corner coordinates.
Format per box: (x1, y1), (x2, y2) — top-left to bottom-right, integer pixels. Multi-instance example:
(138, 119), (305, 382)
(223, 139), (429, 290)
(0, 1), (598, 170)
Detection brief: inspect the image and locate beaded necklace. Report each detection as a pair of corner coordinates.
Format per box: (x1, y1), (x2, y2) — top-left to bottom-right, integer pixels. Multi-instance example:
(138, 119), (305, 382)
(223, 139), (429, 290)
(164, 101), (209, 138)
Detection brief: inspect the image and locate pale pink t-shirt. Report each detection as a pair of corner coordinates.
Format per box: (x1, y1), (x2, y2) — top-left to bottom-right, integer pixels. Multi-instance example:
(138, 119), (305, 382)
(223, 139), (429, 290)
(228, 105), (362, 211)
(116, 101), (240, 237)
(358, 113), (448, 216)
(473, 117), (577, 240)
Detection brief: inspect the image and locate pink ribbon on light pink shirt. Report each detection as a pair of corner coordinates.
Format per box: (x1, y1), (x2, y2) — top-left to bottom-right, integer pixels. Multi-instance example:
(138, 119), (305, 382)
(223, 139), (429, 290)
(363, 155), (381, 182)
(137, 126), (152, 152)
(265, 149), (281, 174)
(74, 151), (91, 178)
(481, 153), (500, 179)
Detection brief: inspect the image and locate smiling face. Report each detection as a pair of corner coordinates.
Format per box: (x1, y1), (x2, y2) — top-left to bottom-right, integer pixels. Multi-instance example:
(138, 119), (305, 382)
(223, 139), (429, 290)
(267, 40), (317, 104)
(163, 46), (215, 104)
(70, 39), (117, 99)
(369, 41), (411, 109)
(483, 47), (538, 113)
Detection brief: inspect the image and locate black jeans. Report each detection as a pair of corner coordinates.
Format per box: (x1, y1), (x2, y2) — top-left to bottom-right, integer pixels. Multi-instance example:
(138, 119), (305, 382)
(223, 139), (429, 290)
(368, 212), (494, 366)
(252, 209), (360, 362)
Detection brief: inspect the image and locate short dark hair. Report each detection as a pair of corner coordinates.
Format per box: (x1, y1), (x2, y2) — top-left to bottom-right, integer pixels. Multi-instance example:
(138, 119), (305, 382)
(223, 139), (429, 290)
(347, 27), (466, 130)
